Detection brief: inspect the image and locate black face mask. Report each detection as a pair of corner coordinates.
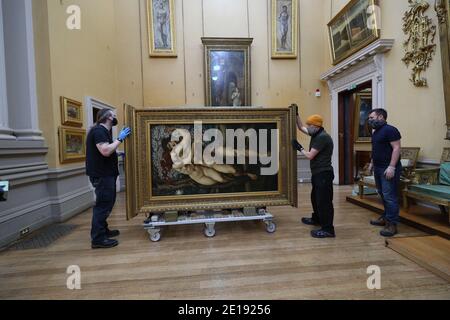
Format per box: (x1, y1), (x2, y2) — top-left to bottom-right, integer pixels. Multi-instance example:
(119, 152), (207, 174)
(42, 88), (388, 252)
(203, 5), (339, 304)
(368, 119), (385, 129)
(112, 117), (118, 127)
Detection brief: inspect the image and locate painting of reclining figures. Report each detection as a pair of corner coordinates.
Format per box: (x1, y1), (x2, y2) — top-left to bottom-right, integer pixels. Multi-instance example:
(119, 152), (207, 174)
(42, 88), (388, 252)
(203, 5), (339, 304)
(150, 123), (279, 197)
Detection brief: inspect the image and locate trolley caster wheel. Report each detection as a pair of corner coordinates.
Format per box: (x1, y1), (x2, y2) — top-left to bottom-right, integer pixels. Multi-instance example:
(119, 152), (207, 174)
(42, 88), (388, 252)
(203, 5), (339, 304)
(204, 227), (216, 238)
(149, 231), (161, 242)
(265, 221), (276, 233)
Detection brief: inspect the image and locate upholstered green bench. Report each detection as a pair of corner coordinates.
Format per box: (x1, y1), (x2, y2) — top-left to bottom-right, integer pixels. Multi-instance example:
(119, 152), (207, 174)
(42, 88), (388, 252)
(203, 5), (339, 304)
(408, 185), (450, 200)
(404, 148), (450, 224)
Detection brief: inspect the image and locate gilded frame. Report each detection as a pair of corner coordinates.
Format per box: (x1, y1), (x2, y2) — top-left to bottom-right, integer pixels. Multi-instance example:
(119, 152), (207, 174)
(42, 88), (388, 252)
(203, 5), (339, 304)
(147, 0), (177, 57)
(60, 96), (83, 127)
(124, 105), (298, 220)
(271, 0), (298, 59)
(328, 0), (380, 65)
(201, 37), (253, 107)
(58, 126), (86, 164)
(354, 92), (373, 143)
(435, 0), (450, 138)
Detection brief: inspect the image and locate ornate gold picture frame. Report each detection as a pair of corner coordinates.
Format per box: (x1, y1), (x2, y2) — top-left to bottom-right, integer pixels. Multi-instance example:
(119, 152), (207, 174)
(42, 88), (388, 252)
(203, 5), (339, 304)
(202, 37), (253, 107)
(60, 96), (83, 127)
(59, 126), (86, 164)
(124, 105), (298, 220)
(147, 0), (177, 57)
(271, 0), (298, 59)
(328, 0), (380, 65)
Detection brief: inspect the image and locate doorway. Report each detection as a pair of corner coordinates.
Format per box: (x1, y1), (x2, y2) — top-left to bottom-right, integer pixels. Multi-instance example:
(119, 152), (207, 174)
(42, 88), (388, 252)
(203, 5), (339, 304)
(338, 81), (372, 185)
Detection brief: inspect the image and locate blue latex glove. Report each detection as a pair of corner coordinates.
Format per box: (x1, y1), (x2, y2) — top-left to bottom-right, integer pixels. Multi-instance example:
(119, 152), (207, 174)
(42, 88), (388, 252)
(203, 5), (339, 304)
(118, 127), (131, 142)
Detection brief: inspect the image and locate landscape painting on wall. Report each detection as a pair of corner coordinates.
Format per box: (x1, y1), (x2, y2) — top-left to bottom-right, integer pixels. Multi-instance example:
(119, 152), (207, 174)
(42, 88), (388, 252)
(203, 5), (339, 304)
(328, 0), (380, 65)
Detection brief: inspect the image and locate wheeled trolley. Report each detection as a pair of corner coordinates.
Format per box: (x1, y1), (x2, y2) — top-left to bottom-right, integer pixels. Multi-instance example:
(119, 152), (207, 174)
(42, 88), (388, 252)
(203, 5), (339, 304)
(143, 208), (276, 242)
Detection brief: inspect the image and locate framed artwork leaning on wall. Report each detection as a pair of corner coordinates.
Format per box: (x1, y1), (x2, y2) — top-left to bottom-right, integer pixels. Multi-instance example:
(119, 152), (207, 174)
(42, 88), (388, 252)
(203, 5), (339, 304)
(123, 105), (298, 220)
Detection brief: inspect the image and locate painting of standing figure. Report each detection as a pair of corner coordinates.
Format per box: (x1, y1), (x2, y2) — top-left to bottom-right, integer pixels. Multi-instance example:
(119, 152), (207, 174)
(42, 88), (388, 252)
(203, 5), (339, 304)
(147, 0), (177, 57)
(202, 37), (253, 107)
(272, 0), (298, 59)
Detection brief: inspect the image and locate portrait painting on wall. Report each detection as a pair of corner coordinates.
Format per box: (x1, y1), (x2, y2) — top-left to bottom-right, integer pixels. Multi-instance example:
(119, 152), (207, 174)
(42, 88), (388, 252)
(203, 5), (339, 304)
(354, 91), (372, 143)
(147, 0), (177, 57)
(328, 0), (380, 65)
(272, 0), (298, 59)
(124, 105), (298, 219)
(59, 127), (86, 164)
(60, 96), (83, 127)
(202, 38), (253, 107)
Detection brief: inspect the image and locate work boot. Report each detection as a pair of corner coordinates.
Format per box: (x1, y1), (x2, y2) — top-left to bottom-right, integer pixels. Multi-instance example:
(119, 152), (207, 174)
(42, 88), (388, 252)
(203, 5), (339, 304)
(106, 229), (120, 238)
(301, 216), (320, 226)
(380, 223), (398, 237)
(311, 229), (336, 239)
(370, 216), (386, 227)
(91, 238), (119, 249)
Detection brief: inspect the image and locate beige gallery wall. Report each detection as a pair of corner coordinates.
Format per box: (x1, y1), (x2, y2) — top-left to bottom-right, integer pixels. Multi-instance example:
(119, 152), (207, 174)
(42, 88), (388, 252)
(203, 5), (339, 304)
(34, 0), (334, 169)
(33, 0), (448, 170)
(328, 0), (450, 162)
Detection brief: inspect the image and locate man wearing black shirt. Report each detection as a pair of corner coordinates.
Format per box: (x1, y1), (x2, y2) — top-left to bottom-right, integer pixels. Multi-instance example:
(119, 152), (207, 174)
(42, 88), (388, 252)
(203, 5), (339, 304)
(367, 108), (402, 237)
(292, 105), (336, 239)
(86, 109), (131, 249)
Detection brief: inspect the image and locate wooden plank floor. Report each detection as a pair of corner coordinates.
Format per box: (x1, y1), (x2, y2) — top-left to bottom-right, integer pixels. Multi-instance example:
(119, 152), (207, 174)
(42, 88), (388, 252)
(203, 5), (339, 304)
(386, 236), (450, 282)
(347, 195), (450, 239)
(0, 185), (449, 300)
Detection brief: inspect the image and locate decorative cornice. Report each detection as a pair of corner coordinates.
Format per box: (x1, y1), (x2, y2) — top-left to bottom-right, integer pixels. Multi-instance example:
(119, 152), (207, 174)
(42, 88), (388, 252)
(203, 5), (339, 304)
(320, 39), (395, 81)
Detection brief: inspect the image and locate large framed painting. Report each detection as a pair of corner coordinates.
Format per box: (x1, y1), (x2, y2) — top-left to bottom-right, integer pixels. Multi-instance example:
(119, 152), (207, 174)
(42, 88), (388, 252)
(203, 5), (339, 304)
(147, 0), (177, 57)
(202, 37), (253, 107)
(271, 0), (298, 59)
(60, 96), (83, 127)
(59, 127), (86, 164)
(354, 91), (372, 143)
(328, 0), (380, 65)
(124, 105), (298, 220)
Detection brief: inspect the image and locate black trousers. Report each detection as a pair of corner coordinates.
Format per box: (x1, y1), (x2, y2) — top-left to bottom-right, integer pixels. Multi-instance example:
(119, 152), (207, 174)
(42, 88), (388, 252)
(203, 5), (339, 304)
(89, 176), (117, 243)
(311, 170), (335, 233)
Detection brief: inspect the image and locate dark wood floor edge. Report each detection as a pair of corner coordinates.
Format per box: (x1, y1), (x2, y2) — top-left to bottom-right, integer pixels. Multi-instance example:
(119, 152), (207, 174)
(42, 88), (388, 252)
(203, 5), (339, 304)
(346, 196), (450, 240)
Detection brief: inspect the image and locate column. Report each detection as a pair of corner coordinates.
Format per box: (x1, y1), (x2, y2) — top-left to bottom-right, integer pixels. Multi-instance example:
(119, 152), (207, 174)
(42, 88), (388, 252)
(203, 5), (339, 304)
(2, 0), (43, 141)
(0, 0), (14, 140)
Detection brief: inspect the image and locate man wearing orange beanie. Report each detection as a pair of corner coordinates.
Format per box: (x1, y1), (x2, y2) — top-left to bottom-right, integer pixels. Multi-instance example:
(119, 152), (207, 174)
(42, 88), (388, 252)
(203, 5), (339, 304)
(291, 104), (336, 238)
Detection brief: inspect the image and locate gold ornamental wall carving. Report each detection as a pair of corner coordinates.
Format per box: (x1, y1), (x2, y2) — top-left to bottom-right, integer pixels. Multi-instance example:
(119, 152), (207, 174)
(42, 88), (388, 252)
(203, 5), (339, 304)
(402, 0), (437, 87)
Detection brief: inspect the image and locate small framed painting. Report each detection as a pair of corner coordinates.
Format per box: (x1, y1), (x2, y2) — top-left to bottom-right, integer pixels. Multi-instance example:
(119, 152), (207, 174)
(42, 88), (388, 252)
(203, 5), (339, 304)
(61, 97), (83, 127)
(59, 126), (86, 164)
